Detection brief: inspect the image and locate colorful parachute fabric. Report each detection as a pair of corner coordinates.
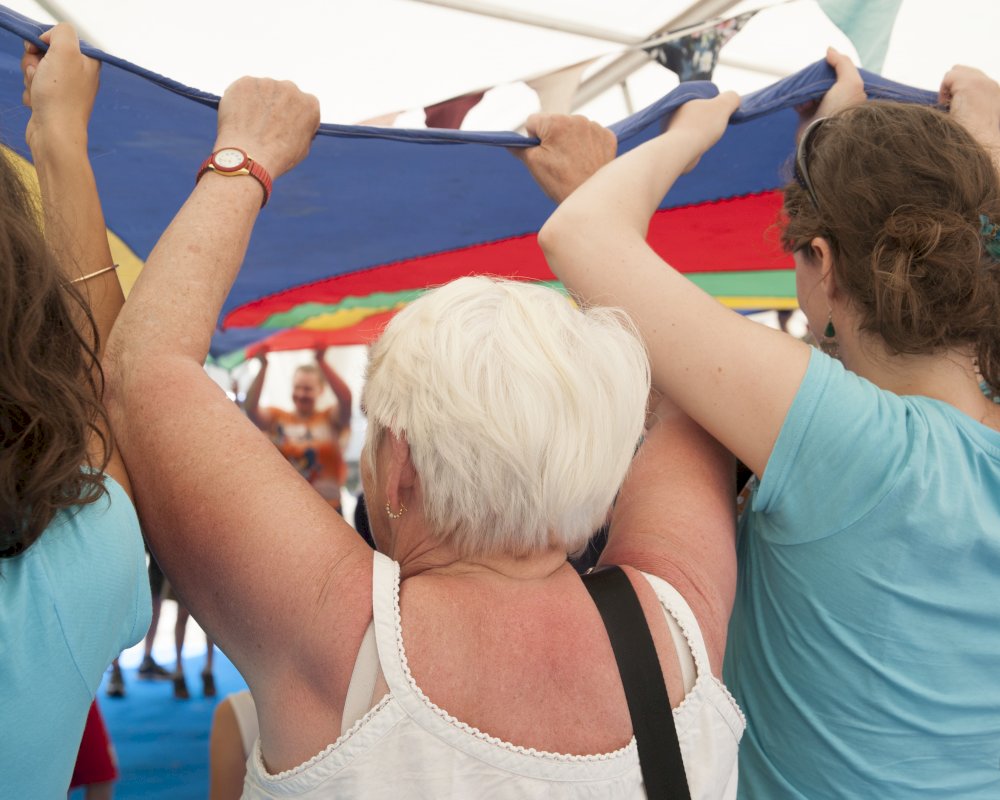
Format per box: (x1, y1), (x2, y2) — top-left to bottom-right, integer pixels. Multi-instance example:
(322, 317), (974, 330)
(0, 6), (936, 364)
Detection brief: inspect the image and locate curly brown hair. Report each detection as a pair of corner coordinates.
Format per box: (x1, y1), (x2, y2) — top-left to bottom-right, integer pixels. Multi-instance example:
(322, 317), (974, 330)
(0, 147), (110, 558)
(781, 101), (1000, 388)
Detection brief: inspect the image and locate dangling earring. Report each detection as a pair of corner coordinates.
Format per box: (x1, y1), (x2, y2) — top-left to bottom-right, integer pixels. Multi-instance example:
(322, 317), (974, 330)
(820, 312), (839, 358)
(386, 502), (407, 520)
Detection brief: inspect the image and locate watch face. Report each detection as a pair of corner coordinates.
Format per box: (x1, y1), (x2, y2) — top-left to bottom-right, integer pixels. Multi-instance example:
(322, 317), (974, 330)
(213, 148), (246, 171)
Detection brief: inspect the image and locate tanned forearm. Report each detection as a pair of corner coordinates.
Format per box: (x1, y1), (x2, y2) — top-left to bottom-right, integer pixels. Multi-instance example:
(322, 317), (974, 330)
(32, 135), (121, 350)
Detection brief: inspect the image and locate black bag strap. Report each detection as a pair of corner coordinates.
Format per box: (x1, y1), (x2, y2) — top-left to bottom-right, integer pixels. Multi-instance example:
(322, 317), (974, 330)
(582, 565), (691, 800)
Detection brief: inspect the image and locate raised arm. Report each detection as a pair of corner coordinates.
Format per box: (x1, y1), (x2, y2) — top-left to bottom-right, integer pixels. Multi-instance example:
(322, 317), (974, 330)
(22, 24), (130, 492)
(602, 400), (736, 675)
(533, 93), (806, 477)
(530, 51), (865, 478)
(243, 351), (273, 430)
(103, 80), (373, 695)
(315, 347), (352, 433)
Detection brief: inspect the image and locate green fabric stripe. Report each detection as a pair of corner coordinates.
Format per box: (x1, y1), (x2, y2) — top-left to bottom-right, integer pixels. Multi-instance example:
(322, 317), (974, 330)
(257, 273), (791, 329)
(259, 281), (566, 328)
(686, 269), (795, 296)
(262, 290), (426, 328)
(209, 348), (250, 371)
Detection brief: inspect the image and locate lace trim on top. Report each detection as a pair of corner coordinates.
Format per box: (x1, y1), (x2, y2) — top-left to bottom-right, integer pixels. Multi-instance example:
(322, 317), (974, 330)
(251, 557), (744, 783)
(388, 559), (637, 763)
(252, 693), (394, 781)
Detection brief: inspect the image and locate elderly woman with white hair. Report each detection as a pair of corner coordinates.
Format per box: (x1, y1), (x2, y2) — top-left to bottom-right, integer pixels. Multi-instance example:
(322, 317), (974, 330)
(105, 78), (744, 799)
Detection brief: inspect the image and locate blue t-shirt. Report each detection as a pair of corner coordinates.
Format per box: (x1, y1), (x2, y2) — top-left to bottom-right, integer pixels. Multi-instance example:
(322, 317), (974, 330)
(725, 350), (1000, 799)
(0, 475), (151, 798)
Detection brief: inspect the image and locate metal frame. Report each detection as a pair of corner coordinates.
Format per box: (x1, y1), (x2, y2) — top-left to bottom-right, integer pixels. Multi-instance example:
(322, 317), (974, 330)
(407, 0), (783, 111)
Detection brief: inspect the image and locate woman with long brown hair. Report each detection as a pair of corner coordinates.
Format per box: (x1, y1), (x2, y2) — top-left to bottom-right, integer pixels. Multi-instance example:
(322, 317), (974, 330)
(0, 25), (150, 796)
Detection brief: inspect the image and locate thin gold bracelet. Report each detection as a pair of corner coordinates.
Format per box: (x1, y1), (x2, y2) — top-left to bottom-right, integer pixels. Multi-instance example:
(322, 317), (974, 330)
(69, 263), (120, 285)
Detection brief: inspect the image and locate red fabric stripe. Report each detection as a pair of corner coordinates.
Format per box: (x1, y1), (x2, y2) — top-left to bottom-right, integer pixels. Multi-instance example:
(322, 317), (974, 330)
(225, 190), (792, 328)
(650, 191), (789, 274)
(225, 235), (551, 328)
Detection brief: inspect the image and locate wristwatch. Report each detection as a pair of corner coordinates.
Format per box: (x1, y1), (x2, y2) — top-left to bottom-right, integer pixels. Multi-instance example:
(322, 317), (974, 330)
(196, 147), (273, 207)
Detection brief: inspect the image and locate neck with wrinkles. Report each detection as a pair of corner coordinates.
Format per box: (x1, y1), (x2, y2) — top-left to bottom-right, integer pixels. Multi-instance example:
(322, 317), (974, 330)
(388, 519), (570, 582)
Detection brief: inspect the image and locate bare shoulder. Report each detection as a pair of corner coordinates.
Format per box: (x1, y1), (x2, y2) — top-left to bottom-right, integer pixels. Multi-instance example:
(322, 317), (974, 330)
(209, 694), (249, 800)
(395, 565), (692, 753)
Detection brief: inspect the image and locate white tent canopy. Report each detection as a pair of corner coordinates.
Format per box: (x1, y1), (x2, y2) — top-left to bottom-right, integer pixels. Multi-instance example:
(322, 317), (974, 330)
(15, 0), (1000, 129)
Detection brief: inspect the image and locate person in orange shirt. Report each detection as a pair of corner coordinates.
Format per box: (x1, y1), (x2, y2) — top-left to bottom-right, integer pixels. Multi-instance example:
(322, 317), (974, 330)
(245, 348), (352, 512)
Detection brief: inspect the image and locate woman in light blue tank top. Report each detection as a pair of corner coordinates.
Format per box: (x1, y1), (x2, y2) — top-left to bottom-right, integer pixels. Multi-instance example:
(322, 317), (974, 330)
(531, 49), (1000, 799)
(0, 25), (150, 797)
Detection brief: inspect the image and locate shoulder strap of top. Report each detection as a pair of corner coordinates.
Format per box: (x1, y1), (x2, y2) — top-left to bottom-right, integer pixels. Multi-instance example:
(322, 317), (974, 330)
(340, 620), (378, 735)
(662, 603), (697, 694)
(227, 689), (261, 759)
(370, 550), (410, 694)
(637, 570), (713, 679)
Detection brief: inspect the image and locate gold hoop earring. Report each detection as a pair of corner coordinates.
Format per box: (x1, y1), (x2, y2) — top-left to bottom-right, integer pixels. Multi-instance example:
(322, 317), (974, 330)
(386, 502), (407, 520)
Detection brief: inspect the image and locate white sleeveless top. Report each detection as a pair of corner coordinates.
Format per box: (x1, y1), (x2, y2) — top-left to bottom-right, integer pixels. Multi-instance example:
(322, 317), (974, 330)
(242, 552), (744, 799)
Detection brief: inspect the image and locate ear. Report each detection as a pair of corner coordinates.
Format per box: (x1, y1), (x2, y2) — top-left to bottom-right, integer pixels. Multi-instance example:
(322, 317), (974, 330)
(810, 236), (839, 305)
(384, 431), (417, 510)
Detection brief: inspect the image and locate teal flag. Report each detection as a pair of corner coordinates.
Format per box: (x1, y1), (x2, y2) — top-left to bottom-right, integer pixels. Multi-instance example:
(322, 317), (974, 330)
(818, 0), (903, 74)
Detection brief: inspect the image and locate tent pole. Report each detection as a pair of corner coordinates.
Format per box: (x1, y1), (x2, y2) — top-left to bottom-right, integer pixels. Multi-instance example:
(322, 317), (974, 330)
(717, 55), (789, 78)
(620, 82), (636, 115)
(408, 0), (785, 121)
(405, 0), (638, 44)
(33, 0), (104, 48)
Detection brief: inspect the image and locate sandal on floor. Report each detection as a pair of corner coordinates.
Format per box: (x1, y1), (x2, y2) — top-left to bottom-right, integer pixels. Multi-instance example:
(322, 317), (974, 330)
(106, 665), (126, 699)
(173, 673), (190, 700)
(201, 671), (216, 698)
(137, 655), (171, 681)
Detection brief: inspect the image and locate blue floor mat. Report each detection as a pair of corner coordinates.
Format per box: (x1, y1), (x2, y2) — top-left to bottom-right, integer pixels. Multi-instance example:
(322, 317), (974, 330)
(82, 652), (248, 800)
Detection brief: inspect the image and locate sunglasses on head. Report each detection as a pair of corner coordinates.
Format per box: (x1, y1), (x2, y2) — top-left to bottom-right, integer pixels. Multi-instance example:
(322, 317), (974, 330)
(794, 116), (828, 210)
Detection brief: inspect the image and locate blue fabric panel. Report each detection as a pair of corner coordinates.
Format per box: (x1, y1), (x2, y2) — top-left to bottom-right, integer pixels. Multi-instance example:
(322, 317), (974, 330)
(0, 5), (937, 322)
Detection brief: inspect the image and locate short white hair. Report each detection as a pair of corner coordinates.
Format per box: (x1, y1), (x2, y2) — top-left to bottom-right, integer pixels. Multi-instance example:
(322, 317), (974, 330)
(362, 276), (649, 559)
